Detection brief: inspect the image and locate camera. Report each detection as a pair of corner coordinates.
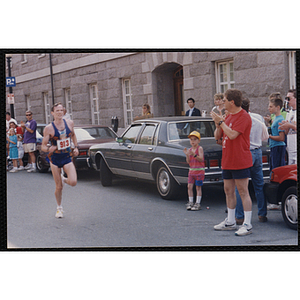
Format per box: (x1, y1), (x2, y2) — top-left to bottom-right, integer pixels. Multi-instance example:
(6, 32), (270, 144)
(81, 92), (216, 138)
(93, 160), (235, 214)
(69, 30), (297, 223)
(268, 127), (272, 135)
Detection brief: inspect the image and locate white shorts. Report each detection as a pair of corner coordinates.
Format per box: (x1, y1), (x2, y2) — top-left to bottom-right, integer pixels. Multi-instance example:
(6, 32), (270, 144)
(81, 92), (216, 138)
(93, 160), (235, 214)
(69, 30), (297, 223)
(18, 149), (24, 159)
(23, 143), (36, 153)
(288, 151), (297, 165)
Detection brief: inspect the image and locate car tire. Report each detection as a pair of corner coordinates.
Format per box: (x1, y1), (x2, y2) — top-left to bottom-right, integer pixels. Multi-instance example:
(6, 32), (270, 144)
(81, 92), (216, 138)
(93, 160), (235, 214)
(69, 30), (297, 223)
(100, 158), (112, 186)
(156, 165), (179, 200)
(281, 186), (298, 230)
(36, 152), (49, 173)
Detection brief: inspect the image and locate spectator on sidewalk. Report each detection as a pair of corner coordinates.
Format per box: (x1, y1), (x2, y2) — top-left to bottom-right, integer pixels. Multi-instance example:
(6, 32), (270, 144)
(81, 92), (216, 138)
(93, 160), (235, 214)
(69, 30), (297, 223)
(235, 98), (269, 224)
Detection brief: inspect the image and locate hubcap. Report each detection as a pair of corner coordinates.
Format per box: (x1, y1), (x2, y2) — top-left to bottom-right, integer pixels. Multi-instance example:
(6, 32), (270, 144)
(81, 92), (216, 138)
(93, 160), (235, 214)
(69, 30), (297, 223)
(284, 194), (298, 224)
(158, 170), (170, 194)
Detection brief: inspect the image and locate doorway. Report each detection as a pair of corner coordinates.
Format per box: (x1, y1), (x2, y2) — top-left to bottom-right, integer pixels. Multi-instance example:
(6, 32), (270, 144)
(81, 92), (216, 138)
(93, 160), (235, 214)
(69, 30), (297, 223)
(152, 63), (183, 117)
(173, 66), (183, 116)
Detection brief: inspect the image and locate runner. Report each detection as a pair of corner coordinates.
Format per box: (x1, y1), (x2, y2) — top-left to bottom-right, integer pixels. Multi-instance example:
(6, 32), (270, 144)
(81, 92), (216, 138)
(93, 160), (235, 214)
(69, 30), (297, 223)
(41, 102), (79, 218)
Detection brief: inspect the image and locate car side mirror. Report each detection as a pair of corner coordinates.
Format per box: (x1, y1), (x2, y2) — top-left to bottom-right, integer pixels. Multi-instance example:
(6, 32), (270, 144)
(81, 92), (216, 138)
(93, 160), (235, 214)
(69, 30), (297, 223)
(116, 137), (123, 144)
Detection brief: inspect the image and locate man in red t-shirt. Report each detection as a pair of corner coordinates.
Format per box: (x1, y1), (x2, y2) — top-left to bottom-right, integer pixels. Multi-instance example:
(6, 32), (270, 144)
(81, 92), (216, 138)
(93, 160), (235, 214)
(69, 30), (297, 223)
(211, 89), (253, 236)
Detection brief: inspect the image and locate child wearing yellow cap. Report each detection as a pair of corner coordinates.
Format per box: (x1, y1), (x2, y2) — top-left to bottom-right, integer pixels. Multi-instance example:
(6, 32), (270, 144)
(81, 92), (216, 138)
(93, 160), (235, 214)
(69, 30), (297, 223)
(183, 131), (205, 210)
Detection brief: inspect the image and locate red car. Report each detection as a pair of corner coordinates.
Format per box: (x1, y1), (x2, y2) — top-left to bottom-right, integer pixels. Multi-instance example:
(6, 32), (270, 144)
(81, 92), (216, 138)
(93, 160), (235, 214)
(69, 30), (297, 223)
(264, 164), (298, 230)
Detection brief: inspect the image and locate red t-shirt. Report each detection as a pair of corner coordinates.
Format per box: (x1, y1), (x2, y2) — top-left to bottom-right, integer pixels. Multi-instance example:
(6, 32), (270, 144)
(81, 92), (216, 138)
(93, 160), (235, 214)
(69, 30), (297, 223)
(16, 126), (23, 135)
(221, 109), (252, 170)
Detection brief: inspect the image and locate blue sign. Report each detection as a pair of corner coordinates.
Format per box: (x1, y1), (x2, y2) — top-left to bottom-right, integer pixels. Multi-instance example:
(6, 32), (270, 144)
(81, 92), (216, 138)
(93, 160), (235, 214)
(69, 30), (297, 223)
(6, 77), (16, 87)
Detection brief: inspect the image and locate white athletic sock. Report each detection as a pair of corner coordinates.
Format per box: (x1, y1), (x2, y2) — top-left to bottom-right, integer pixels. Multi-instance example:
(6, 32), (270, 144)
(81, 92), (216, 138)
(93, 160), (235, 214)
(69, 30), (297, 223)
(244, 211), (252, 226)
(188, 197), (193, 203)
(196, 196), (202, 204)
(32, 163), (36, 169)
(227, 208), (236, 224)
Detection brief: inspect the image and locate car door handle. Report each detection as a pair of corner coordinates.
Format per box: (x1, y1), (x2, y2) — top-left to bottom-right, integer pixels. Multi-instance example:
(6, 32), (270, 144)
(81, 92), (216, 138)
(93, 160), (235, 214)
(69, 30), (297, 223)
(127, 145), (132, 149)
(148, 147), (153, 151)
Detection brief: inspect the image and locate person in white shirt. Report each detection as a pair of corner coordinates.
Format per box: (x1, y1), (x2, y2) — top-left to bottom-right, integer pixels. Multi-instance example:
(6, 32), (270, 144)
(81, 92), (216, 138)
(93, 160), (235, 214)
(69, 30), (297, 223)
(279, 89), (297, 165)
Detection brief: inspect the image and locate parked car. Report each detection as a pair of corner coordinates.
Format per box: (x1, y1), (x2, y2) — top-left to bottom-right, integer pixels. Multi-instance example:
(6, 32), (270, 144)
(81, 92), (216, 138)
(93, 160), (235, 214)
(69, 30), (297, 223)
(263, 164), (298, 230)
(36, 125), (117, 172)
(88, 116), (271, 200)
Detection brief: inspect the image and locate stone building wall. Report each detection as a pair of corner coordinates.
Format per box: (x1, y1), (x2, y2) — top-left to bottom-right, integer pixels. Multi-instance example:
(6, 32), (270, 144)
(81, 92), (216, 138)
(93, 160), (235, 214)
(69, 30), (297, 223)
(6, 51), (293, 129)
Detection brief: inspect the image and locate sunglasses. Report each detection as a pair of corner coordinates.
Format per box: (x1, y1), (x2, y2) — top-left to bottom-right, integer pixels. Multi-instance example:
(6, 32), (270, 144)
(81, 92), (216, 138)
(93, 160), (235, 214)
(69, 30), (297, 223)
(26, 114), (32, 116)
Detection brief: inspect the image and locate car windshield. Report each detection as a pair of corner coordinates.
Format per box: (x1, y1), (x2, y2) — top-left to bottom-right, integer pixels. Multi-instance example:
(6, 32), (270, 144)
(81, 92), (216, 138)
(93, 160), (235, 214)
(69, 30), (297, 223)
(168, 120), (216, 141)
(75, 127), (116, 141)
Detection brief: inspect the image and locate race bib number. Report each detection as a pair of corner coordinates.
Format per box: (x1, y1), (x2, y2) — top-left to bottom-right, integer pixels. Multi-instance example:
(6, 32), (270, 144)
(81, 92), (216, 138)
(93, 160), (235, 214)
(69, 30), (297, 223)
(57, 137), (71, 150)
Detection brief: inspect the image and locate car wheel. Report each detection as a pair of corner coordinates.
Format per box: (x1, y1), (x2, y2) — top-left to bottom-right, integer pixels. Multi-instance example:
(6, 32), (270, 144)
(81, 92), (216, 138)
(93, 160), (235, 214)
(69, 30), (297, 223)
(36, 152), (48, 173)
(156, 166), (179, 200)
(100, 158), (112, 186)
(281, 186), (298, 230)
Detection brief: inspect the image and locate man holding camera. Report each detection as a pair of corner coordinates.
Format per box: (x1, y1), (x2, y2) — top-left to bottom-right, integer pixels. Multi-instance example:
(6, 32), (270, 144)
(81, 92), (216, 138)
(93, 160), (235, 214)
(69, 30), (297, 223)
(279, 89), (297, 165)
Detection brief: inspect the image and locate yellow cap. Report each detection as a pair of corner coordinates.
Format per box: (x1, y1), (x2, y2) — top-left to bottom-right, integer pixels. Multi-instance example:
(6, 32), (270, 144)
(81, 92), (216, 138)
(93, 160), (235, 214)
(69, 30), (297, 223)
(188, 131), (201, 140)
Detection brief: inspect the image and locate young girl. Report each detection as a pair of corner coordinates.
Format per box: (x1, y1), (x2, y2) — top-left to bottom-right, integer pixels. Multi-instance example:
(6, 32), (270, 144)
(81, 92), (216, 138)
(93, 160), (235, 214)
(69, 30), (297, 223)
(17, 134), (25, 170)
(183, 131), (205, 210)
(7, 128), (19, 173)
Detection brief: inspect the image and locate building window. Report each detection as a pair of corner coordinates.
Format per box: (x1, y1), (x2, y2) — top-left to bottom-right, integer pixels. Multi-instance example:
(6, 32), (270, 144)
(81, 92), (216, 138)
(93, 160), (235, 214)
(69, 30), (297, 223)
(216, 60), (234, 93)
(64, 88), (73, 119)
(43, 92), (51, 123)
(122, 79), (133, 127)
(89, 84), (100, 124)
(21, 54), (27, 64)
(25, 95), (31, 111)
(288, 51), (296, 89)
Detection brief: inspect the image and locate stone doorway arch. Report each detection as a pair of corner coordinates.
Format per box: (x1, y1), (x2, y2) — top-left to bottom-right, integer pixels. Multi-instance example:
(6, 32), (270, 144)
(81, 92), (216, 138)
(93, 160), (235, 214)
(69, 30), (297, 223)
(151, 62), (183, 117)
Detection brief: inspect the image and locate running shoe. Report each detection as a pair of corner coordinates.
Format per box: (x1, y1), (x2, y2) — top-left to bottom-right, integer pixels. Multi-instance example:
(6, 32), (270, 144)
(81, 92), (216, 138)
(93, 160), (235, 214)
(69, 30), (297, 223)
(27, 167), (36, 173)
(186, 202), (193, 210)
(235, 223), (252, 236)
(24, 164), (32, 170)
(214, 218), (237, 231)
(9, 169), (18, 173)
(191, 203), (201, 211)
(17, 166), (24, 170)
(55, 207), (64, 218)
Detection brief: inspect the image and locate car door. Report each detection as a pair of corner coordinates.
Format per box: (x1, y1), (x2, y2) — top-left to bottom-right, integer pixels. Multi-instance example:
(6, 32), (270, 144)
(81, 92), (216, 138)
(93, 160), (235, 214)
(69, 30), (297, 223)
(131, 123), (158, 180)
(108, 124), (143, 177)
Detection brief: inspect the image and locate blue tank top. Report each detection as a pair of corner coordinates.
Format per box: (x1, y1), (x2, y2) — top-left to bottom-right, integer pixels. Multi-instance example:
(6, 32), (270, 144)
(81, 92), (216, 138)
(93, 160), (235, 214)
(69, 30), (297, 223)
(50, 119), (72, 153)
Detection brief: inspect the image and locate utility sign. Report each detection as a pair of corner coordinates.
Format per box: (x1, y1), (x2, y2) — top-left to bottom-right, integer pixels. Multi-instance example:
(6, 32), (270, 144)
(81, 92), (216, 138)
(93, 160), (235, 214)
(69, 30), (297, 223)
(6, 77), (16, 87)
(7, 93), (15, 104)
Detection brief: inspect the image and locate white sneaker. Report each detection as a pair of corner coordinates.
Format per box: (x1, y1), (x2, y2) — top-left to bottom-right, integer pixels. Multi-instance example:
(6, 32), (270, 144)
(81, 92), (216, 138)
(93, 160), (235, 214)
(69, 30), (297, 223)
(235, 223), (253, 236)
(27, 167), (36, 173)
(55, 207), (64, 218)
(9, 169), (18, 173)
(214, 218), (237, 231)
(191, 203), (201, 211)
(267, 203), (281, 210)
(186, 202), (193, 210)
(17, 166), (24, 170)
(24, 164), (32, 170)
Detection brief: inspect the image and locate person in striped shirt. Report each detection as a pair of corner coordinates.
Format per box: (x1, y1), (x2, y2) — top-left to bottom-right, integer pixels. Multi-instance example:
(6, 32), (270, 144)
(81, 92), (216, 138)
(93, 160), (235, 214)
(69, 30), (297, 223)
(183, 131), (205, 211)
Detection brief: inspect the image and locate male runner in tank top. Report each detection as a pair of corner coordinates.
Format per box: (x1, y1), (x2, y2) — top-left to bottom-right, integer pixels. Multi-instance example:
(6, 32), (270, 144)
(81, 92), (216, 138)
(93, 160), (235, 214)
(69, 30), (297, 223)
(41, 102), (79, 218)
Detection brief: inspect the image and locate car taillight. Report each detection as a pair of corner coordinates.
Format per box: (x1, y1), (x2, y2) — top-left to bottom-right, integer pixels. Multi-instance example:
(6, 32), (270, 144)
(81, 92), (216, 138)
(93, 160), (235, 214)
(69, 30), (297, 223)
(209, 159), (219, 167)
(79, 150), (87, 156)
(262, 155), (268, 163)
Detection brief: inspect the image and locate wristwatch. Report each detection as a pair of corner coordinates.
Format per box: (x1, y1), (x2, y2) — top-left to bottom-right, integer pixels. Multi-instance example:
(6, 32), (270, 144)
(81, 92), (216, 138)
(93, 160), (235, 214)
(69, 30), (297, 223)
(218, 120), (224, 126)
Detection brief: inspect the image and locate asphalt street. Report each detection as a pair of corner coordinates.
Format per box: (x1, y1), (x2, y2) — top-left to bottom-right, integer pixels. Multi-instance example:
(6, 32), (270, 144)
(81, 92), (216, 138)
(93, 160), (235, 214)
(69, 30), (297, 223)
(6, 169), (298, 249)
